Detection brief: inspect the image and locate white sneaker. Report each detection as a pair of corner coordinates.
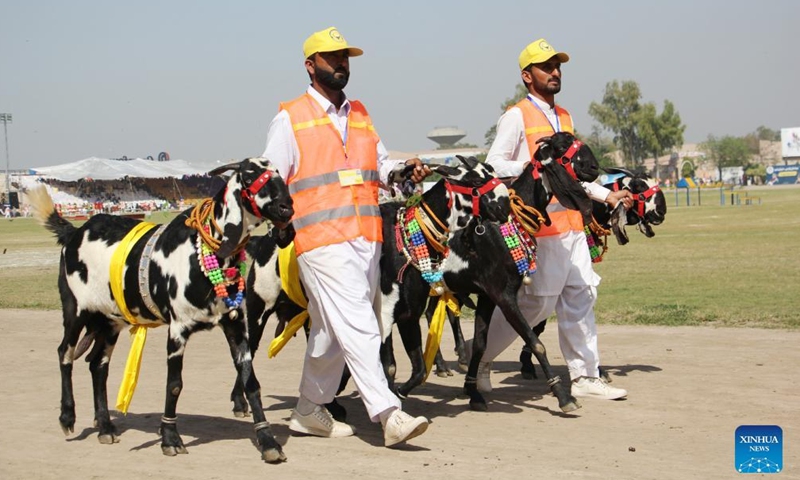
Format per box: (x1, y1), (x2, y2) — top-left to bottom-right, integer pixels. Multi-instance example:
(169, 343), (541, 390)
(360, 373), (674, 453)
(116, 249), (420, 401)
(571, 377), (627, 400)
(382, 409), (429, 447)
(476, 361), (493, 393)
(289, 405), (356, 438)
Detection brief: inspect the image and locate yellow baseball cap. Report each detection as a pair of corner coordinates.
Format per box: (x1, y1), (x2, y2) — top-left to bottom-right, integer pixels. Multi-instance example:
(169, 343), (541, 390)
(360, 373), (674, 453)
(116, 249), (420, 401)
(303, 27), (364, 59)
(518, 38), (570, 70)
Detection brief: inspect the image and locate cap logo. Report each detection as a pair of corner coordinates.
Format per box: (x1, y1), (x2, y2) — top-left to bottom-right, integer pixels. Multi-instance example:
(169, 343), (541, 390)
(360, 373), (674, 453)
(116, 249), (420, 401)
(538, 40), (553, 52)
(329, 29), (344, 42)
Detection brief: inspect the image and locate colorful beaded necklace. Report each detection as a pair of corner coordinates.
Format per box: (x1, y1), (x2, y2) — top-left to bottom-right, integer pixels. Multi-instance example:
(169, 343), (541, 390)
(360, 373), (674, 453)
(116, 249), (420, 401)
(500, 216), (537, 284)
(397, 205), (447, 294)
(196, 219), (247, 308)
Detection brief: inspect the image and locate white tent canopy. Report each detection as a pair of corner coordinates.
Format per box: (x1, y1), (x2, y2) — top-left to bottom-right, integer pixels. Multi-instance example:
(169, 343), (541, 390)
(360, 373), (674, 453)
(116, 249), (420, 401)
(30, 157), (211, 182)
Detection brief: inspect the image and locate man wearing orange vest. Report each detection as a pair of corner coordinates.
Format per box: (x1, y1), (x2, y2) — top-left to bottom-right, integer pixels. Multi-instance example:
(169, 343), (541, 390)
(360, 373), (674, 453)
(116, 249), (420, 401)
(262, 27), (431, 447)
(477, 38), (631, 400)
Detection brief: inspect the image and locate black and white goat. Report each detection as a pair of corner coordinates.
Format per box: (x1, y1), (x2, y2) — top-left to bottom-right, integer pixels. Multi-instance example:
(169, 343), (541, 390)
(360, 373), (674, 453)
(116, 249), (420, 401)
(30, 158), (294, 464)
(384, 133), (598, 414)
(228, 157), (511, 418)
(519, 166), (667, 382)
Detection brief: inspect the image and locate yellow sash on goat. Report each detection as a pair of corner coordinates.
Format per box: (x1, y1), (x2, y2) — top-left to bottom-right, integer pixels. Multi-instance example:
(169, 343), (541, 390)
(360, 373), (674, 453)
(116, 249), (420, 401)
(422, 291), (460, 381)
(109, 221), (158, 414)
(267, 242), (309, 358)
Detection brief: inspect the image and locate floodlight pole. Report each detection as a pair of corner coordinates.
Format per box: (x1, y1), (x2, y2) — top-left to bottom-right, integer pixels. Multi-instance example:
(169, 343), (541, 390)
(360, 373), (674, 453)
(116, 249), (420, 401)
(1, 113), (11, 199)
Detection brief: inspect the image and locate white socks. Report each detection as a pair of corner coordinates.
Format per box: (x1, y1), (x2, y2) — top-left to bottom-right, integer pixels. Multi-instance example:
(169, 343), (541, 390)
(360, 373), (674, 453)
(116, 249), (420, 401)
(296, 394), (318, 416)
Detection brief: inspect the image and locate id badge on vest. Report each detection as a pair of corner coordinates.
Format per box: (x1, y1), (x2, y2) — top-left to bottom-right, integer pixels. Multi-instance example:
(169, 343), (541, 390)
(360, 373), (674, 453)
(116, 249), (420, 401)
(338, 169), (364, 187)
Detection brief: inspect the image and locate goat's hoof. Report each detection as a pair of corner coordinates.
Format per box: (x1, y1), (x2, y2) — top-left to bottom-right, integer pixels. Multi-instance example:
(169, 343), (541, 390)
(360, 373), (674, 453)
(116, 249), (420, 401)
(457, 363), (469, 374)
(161, 445), (188, 456)
(98, 433), (120, 444)
(59, 423), (74, 436)
(233, 410), (250, 418)
(262, 448), (287, 463)
(469, 400), (488, 412)
(435, 369), (449, 378)
(560, 400), (581, 413)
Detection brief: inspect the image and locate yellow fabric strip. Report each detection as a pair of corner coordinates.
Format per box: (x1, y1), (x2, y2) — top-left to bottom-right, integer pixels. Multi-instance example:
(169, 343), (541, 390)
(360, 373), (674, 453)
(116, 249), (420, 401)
(348, 121), (375, 131)
(108, 221), (159, 414)
(422, 291), (460, 381)
(293, 117), (332, 132)
(268, 242), (310, 358)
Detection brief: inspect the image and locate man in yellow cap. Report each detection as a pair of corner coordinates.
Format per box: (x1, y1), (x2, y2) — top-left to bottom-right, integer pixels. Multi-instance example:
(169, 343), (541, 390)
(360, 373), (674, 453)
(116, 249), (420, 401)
(262, 26), (431, 447)
(475, 38), (631, 400)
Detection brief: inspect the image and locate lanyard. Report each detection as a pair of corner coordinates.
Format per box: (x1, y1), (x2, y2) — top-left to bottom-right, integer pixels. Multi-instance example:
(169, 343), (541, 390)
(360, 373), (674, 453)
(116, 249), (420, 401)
(527, 95), (560, 133)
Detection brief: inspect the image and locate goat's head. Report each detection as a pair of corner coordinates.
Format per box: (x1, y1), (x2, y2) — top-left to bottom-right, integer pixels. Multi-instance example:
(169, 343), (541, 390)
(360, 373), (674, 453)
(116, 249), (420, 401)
(431, 156), (510, 230)
(208, 157), (294, 257)
(604, 167), (667, 236)
(533, 135), (594, 225)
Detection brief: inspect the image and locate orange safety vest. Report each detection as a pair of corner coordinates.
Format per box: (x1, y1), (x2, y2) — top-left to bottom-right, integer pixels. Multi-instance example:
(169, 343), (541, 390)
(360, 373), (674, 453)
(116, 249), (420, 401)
(281, 93), (382, 254)
(515, 98), (584, 237)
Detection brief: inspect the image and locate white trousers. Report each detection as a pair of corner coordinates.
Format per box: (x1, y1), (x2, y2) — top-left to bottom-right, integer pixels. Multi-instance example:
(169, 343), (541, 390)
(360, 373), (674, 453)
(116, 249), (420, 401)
(481, 283), (601, 380)
(297, 238), (401, 422)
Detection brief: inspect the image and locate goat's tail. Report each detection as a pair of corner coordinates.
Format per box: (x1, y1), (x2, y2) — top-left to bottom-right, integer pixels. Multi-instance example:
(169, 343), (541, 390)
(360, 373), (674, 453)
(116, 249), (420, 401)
(28, 186), (77, 246)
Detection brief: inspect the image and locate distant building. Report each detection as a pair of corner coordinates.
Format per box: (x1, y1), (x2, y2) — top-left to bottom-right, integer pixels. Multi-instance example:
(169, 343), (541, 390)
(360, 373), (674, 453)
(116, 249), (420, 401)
(426, 126), (467, 149)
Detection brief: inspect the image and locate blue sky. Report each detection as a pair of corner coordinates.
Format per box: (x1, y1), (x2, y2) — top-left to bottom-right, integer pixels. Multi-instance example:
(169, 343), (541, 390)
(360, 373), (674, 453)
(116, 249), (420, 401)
(1, 0), (798, 169)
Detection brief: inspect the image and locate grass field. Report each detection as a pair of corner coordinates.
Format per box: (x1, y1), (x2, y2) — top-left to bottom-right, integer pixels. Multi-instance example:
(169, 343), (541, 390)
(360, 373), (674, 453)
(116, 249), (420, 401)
(2, 185), (798, 328)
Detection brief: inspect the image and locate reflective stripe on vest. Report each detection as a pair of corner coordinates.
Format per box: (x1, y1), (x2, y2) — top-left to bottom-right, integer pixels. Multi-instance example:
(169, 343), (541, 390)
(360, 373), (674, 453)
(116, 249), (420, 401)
(282, 93), (382, 254)
(515, 99), (582, 237)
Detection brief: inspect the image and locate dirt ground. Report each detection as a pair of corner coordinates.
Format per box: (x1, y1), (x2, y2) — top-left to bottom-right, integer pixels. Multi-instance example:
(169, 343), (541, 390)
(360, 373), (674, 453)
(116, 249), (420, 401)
(0, 308), (797, 480)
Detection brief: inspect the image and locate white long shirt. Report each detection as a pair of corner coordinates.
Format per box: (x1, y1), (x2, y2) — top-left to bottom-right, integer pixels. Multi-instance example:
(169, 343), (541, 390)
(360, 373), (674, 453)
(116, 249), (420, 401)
(262, 86), (404, 186)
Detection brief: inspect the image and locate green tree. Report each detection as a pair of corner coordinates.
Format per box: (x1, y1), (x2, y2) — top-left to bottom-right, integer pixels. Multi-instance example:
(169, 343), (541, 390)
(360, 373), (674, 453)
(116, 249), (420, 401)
(743, 125), (781, 154)
(588, 80), (646, 169)
(484, 84), (528, 147)
(700, 135), (750, 182)
(579, 126), (618, 170)
(637, 100), (685, 180)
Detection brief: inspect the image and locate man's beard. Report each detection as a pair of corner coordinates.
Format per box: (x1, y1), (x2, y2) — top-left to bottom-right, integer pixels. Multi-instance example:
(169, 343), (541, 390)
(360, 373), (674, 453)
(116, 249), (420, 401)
(316, 67), (349, 90)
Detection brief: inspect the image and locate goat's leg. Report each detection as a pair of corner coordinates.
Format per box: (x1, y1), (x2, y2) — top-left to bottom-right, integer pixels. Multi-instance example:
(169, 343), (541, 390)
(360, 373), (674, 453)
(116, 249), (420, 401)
(57, 302), (86, 436)
(520, 320), (546, 380)
(160, 325), (189, 456)
(86, 321), (121, 444)
(231, 297), (270, 418)
(496, 302), (580, 413)
(394, 305), (427, 398)
(380, 332), (397, 387)
(463, 295), (492, 411)
(448, 308), (469, 373)
(220, 315), (286, 464)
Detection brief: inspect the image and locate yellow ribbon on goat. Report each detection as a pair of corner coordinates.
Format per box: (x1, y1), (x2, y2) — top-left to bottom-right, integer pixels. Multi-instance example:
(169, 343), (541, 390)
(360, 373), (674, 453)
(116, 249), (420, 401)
(267, 242), (310, 358)
(109, 221), (159, 415)
(422, 291), (460, 381)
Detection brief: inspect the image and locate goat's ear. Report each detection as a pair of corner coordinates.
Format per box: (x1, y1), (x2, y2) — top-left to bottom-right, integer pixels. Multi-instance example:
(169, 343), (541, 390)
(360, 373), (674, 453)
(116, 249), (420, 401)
(208, 160), (240, 177)
(535, 135), (553, 145)
(457, 155), (479, 170)
(543, 161), (592, 224)
(638, 221), (656, 238)
(432, 164), (461, 178)
(216, 221), (245, 259)
(610, 204), (629, 245)
(603, 167), (634, 177)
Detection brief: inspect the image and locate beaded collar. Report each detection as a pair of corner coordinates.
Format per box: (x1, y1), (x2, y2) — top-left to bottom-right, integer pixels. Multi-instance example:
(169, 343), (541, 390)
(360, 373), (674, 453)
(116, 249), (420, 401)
(196, 217), (247, 308)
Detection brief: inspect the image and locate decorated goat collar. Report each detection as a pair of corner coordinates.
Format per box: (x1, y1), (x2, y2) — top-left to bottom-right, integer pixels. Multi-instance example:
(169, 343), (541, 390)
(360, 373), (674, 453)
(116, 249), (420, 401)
(396, 201), (449, 295)
(185, 199), (249, 309)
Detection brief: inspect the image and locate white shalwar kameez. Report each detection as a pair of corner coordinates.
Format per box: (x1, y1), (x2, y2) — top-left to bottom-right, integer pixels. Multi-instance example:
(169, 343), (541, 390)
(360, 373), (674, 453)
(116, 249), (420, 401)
(264, 86), (404, 421)
(481, 98), (611, 380)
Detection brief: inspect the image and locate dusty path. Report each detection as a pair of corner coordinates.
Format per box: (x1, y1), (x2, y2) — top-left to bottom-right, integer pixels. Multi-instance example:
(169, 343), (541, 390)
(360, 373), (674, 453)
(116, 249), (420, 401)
(0, 309), (797, 479)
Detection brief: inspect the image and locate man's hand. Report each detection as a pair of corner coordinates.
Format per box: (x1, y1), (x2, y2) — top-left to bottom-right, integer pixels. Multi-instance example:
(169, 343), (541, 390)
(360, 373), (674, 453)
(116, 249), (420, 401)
(606, 190), (633, 209)
(404, 158), (432, 184)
